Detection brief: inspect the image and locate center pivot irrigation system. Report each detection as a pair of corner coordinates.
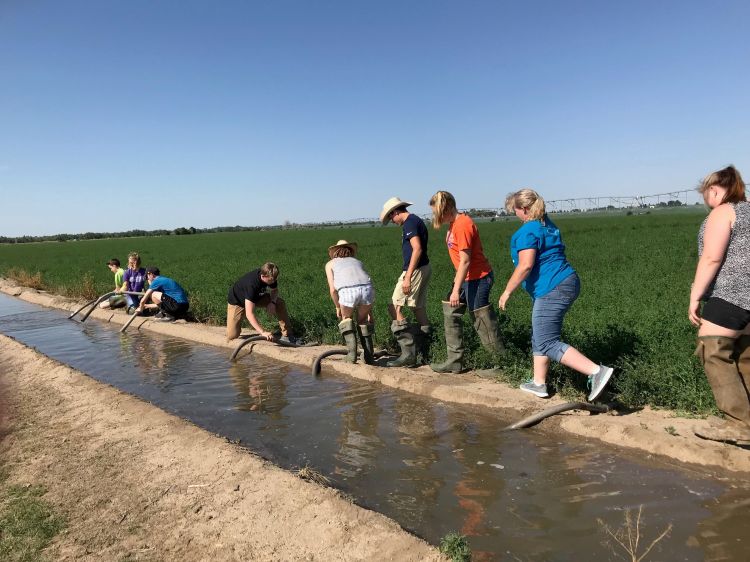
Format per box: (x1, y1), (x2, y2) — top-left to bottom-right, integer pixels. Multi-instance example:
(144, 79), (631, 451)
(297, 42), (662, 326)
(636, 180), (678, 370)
(68, 291), (612, 429)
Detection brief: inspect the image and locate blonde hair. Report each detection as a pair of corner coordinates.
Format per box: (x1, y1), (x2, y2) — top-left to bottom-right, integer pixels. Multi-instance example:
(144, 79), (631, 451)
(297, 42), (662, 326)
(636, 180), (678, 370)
(127, 252), (141, 268)
(428, 190), (458, 229)
(699, 165), (746, 204)
(505, 189), (546, 222)
(260, 262), (279, 279)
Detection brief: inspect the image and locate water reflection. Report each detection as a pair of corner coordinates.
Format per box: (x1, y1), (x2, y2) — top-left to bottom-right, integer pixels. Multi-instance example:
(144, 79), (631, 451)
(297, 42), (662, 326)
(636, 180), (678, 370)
(2, 293), (750, 561)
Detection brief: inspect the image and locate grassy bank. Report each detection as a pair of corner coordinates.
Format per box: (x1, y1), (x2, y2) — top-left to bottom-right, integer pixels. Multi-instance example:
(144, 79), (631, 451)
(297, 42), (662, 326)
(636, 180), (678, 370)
(0, 209), (713, 414)
(0, 466), (65, 561)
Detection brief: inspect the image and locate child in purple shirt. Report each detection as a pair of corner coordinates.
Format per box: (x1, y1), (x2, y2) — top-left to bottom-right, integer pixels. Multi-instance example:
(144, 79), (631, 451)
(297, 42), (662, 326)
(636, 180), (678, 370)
(123, 252), (147, 314)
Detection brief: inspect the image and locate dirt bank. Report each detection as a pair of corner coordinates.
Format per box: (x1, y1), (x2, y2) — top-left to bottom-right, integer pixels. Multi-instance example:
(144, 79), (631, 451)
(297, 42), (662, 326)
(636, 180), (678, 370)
(1, 278), (749, 475)
(0, 334), (442, 561)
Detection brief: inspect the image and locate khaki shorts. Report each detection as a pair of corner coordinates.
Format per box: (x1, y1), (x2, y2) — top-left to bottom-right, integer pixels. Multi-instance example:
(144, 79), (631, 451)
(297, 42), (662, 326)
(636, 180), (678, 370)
(391, 263), (431, 309)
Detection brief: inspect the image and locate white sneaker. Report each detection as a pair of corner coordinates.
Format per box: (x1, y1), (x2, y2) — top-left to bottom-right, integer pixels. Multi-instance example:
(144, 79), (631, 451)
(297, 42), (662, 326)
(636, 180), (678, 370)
(588, 366), (614, 401)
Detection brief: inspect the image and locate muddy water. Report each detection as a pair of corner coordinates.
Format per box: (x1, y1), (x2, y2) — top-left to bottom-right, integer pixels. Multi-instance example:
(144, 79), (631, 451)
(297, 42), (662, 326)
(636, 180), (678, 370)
(1, 294), (748, 561)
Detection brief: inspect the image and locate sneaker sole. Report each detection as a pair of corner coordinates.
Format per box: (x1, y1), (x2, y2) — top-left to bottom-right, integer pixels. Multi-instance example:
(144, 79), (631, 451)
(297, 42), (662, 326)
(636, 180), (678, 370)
(520, 385), (549, 398)
(588, 367), (614, 401)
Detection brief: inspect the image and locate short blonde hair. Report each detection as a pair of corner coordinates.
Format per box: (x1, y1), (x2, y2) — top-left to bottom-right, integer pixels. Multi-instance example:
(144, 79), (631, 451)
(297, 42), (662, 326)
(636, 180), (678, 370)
(505, 189), (546, 222)
(127, 252), (141, 267)
(428, 190), (457, 229)
(699, 165), (746, 204)
(260, 262), (279, 280)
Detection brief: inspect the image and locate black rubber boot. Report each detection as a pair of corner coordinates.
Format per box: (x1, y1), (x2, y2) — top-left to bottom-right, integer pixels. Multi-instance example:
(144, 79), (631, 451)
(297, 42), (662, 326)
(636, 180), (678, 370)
(358, 323), (375, 365)
(415, 325), (433, 365)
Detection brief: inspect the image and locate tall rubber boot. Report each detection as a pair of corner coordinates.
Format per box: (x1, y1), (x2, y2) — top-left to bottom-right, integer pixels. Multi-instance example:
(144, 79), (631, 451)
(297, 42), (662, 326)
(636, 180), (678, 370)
(358, 323), (375, 365)
(470, 304), (505, 354)
(735, 334), (750, 394)
(695, 336), (750, 427)
(338, 318), (358, 364)
(415, 325), (433, 365)
(430, 302), (466, 373)
(387, 320), (417, 368)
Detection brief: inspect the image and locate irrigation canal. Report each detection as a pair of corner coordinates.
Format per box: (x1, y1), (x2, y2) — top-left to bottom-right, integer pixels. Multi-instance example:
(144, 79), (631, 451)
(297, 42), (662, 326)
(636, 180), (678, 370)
(0, 293), (748, 560)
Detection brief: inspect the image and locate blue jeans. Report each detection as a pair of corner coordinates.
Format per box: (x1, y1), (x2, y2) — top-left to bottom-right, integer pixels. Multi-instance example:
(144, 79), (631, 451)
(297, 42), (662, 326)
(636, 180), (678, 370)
(462, 271), (494, 312)
(126, 294), (142, 308)
(531, 273), (579, 362)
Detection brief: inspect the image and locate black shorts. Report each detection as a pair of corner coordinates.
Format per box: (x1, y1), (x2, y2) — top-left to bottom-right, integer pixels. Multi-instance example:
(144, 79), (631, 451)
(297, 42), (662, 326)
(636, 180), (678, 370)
(160, 294), (189, 319)
(702, 297), (750, 330)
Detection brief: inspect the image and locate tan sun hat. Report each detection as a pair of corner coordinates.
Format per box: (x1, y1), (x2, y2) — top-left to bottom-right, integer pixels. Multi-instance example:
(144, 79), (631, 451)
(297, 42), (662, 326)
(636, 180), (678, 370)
(328, 239), (358, 259)
(379, 197), (413, 225)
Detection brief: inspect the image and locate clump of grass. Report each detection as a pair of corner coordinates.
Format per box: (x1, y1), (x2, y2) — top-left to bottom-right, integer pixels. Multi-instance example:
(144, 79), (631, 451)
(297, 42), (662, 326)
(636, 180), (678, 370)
(296, 464), (331, 487)
(62, 272), (99, 300)
(598, 505), (672, 562)
(5, 268), (44, 290)
(439, 531), (471, 562)
(664, 426), (678, 436)
(0, 476), (65, 562)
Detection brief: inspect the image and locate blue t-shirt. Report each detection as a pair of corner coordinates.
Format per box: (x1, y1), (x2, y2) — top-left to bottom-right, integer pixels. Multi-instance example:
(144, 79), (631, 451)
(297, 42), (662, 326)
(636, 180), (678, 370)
(401, 214), (429, 271)
(510, 215), (575, 298)
(148, 276), (189, 304)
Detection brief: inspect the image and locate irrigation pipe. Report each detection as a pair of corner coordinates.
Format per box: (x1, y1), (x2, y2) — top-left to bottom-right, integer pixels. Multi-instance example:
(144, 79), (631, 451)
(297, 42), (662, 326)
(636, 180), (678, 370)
(311, 349), (396, 376)
(504, 402), (611, 430)
(311, 349), (349, 375)
(229, 335), (306, 361)
(119, 313), (140, 333)
(69, 291), (146, 322)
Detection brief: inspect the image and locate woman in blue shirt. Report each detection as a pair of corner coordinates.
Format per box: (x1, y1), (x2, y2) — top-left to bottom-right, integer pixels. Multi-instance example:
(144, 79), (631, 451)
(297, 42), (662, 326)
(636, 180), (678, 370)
(499, 189), (613, 401)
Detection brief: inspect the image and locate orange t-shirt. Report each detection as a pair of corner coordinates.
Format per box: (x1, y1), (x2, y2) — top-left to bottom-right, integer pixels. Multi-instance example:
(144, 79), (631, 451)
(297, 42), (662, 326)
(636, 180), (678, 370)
(446, 214), (492, 281)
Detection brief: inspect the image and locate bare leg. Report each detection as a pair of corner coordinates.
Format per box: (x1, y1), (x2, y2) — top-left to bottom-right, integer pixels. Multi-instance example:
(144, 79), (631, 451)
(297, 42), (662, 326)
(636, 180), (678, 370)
(387, 303), (397, 321)
(356, 304), (373, 325)
(559, 347), (598, 376)
(533, 355), (549, 384)
(339, 305), (355, 320)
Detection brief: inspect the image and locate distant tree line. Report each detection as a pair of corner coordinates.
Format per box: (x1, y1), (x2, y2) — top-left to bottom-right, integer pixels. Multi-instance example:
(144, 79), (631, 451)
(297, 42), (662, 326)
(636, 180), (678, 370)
(0, 220), (383, 245)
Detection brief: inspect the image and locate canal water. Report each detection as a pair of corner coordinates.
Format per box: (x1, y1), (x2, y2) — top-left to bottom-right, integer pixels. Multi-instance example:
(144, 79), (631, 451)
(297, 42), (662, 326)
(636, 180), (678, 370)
(0, 294), (748, 561)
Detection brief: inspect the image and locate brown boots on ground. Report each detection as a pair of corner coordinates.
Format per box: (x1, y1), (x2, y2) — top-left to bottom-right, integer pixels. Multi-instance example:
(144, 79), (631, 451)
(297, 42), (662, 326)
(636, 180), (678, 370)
(693, 335), (750, 444)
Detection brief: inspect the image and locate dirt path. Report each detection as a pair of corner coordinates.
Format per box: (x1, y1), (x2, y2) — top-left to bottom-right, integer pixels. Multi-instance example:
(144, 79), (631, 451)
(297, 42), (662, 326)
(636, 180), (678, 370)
(0, 335), (442, 561)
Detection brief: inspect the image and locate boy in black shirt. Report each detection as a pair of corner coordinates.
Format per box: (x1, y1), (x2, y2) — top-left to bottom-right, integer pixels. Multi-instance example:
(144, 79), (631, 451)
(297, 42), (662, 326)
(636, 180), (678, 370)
(227, 262), (295, 342)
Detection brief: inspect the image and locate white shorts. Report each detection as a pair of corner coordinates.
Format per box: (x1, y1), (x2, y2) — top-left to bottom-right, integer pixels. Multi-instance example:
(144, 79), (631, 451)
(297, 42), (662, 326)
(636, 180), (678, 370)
(338, 284), (375, 308)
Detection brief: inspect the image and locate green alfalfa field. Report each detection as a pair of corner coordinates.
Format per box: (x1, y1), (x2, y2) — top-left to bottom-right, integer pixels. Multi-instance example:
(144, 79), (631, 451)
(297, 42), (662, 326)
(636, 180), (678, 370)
(0, 209), (715, 414)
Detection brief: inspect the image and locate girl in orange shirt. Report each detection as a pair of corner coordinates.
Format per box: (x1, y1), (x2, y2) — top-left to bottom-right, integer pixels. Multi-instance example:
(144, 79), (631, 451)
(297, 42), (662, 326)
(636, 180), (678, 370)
(429, 191), (504, 373)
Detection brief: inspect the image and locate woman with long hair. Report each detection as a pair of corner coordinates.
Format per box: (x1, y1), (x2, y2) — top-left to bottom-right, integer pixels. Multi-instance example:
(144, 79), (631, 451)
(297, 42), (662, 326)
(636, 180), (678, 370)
(690, 166), (750, 444)
(428, 190), (504, 373)
(499, 188), (613, 401)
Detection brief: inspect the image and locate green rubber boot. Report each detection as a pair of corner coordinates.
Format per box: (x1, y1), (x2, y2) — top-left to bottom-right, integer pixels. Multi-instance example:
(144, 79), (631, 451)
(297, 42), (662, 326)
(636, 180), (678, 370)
(358, 323), (375, 365)
(430, 302), (466, 373)
(338, 318), (358, 363)
(471, 304), (505, 354)
(387, 320), (417, 368)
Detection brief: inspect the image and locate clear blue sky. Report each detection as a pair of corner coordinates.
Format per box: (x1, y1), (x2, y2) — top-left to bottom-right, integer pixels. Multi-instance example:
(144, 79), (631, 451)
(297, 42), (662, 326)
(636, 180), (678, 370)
(1, 0), (748, 236)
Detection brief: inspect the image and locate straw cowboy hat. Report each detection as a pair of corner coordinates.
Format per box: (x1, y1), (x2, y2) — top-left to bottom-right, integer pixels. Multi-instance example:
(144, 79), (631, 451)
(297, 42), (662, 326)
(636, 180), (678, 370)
(380, 197), (413, 225)
(328, 239), (358, 259)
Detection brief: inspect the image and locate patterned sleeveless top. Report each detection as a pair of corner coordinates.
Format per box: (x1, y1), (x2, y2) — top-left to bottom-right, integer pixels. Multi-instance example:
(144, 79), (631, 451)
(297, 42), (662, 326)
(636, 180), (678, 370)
(698, 201), (750, 311)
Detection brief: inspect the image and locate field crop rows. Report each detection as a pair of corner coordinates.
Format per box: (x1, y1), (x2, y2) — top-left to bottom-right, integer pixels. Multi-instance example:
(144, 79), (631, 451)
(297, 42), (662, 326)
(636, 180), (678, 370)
(0, 209), (714, 414)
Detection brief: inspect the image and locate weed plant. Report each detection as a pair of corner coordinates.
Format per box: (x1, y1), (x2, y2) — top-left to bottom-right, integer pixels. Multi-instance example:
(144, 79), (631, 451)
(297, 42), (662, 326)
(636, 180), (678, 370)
(439, 531), (471, 561)
(0, 209), (713, 414)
